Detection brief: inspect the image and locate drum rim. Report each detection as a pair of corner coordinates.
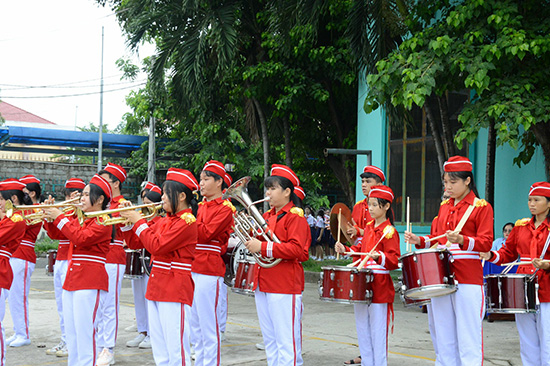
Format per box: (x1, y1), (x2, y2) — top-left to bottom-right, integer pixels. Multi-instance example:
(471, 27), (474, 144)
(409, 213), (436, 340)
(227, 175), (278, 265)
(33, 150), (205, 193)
(319, 296), (372, 304)
(486, 308), (538, 314)
(231, 288), (255, 296)
(320, 265), (373, 273)
(404, 284), (457, 299)
(399, 248), (451, 260)
(236, 258), (256, 264)
(485, 274), (538, 279)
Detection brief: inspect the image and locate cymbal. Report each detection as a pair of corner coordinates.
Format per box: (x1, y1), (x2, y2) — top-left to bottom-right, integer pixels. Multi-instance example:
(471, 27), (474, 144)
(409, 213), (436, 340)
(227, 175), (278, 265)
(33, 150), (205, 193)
(329, 203), (353, 244)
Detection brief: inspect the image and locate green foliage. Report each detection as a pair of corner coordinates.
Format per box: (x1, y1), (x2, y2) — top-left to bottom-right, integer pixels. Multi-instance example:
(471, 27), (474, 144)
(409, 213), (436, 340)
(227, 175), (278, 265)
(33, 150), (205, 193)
(34, 236), (59, 254)
(302, 258), (352, 272)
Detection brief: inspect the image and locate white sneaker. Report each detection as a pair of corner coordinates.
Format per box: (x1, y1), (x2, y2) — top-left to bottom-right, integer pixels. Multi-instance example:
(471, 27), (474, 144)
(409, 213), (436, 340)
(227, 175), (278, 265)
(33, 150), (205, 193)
(10, 337), (31, 347)
(5, 334), (16, 346)
(96, 348), (115, 366)
(138, 335), (151, 349)
(46, 340), (66, 355)
(255, 342), (265, 350)
(126, 333), (146, 348)
(56, 344), (69, 357)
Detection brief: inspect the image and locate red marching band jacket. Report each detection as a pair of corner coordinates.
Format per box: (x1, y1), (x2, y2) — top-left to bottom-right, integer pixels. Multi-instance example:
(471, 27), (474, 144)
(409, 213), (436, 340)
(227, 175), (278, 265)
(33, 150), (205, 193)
(12, 205), (43, 264)
(123, 209), (197, 305)
(416, 190), (494, 285)
(49, 208), (78, 261)
(490, 217), (550, 302)
(123, 215), (161, 251)
(349, 219), (400, 303)
(105, 195), (127, 265)
(351, 199), (372, 244)
(0, 213), (27, 289)
(254, 202), (311, 295)
(192, 197), (235, 277)
(49, 214), (111, 291)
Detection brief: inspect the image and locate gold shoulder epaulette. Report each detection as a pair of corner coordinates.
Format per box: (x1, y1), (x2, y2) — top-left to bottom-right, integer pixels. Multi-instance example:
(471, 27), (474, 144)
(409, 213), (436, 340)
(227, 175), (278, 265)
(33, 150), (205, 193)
(515, 218), (530, 227)
(355, 198), (365, 206)
(180, 212), (196, 225)
(290, 207), (304, 217)
(475, 199), (488, 207)
(440, 199), (450, 206)
(384, 226), (396, 239)
(10, 214), (24, 223)
(222, 200), (236, 212)
(119, 198), (128, 203)
(198, 201), (205, 206)
(366, 220), (374, 226)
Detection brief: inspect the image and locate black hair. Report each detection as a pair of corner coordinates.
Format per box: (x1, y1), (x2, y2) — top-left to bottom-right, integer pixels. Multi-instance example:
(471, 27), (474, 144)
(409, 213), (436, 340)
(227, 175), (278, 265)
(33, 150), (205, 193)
(372, 197), (394, 225)
(443, 171), (479, 198)
(265, 175), (302, 208)
(162, 180), (198, 216)
(316, 209), (325, 217)
(0, 190), (32, 205)
(98, 170), (122, 188)
(89, 183), (110, 210)
(145, 190), (162, 203)
(140, 188), (150, 200)
(25, 182), (42, 203)
(360, 172), (383, 184)
(202, 170), (228, 190)
(502, 222), (514, 232)
(63, 187), (83, 198)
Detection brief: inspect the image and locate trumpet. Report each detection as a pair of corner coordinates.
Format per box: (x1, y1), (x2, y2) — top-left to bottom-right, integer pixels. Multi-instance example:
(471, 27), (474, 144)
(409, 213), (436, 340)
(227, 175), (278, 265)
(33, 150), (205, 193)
(82, 202), (163, 226)
(5, 198), (81, 225)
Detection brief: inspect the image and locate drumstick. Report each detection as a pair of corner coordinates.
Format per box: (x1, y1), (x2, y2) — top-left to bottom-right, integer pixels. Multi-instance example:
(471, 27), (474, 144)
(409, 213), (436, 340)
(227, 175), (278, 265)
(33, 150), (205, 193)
(343, 251), (373, 256)
(337, 209), (342, 261)
(424, 232), (449, 243)
(406, 196), (410, 252)
(357, 226), (392, 270)
(347, 258), (362, 267)
(503, 259), (550, 266)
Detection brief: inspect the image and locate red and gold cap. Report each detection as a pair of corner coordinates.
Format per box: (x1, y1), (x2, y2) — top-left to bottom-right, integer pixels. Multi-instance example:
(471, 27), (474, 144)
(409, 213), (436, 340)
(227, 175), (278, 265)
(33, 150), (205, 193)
(529, 182), (550, 198)
(294, 186), (306, 200)
(223, 173), (233, 187)
(270, 164), (300, 187)
(103, 163), (127, 183)
(443, 156), (472, 172)
(0, 179), (27, 191)
(143, 182), (162, 195)
(369, 185), (394, 203)
(363, 166), (386, 182)
(166, 168), (199, 191)
(202, 160), (226, 177)
(90, 174), (112, 201)
(65, 178), (86, 189)
(19, 175), (40, 185)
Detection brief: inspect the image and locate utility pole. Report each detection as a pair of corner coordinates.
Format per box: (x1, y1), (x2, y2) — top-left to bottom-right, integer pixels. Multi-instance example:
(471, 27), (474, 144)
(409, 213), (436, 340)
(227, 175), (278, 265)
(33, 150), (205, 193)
(97, 26), (104, 171)
(147, 116), (156, 182)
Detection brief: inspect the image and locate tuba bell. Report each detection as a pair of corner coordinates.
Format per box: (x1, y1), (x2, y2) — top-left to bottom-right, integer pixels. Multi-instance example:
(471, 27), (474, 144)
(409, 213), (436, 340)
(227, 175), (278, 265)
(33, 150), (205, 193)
(222, 176), (282, 268)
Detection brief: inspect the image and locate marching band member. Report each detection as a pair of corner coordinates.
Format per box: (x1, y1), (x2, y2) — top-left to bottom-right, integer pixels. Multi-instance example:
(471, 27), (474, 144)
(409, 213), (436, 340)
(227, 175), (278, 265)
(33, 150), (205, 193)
(480, 182), (550, 366)
(336, 185), (400, 366)
(120, 168), (199, 366)
(6, 175), (43, 348)
(0, 179), (27, 366)
(44, 177), (86, 357)
(245, 164), (311, 366)
(96, 163), (128, 366)
(42, 175), (113, 366)
(190, 160), (235, 366)
(405, 156), (494, 366)
(125, 182), (162, 349)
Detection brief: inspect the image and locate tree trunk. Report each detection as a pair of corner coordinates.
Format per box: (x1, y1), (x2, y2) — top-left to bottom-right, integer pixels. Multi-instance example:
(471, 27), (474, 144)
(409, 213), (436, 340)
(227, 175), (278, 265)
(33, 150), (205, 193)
(424, 98), (447, 176)
(485, 120), (496, 206)
(252, 97), (270, 180)
(437, 94), (456, 157)
(283, 116), (292, 168)
(532, 121), (550, 180)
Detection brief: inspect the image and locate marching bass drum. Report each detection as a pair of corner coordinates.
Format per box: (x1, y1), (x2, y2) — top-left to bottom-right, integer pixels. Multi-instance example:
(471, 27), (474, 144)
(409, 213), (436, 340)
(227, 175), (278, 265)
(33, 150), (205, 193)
(224, 237), (250, 287)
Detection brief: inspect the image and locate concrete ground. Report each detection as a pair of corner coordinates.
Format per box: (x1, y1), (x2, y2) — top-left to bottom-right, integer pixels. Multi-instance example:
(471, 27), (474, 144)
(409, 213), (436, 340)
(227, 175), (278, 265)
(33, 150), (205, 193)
(4, 257), (523, 365)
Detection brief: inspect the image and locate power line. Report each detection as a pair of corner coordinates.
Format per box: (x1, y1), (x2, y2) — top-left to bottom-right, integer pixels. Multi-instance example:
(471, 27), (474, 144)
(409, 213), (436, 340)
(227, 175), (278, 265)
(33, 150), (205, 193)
(0, 78), (146, 91)
(0, 83), (146, 99)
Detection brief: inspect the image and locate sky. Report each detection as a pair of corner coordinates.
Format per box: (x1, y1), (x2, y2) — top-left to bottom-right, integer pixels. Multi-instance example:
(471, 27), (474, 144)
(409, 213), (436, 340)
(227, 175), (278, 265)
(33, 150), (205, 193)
(0, 0), (154, 130)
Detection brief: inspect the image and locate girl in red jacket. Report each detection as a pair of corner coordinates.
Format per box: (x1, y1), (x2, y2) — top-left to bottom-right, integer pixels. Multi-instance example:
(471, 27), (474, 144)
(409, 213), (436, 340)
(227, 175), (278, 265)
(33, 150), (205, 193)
(405, 156), (494, 366)
(43, 174), (113, 366)
(0, 179), (27, 366)
(481, 181), (550, 366)
(244, 164), (311, 366)
(121, 168), (199, 366)
(336, 185), (400, 366)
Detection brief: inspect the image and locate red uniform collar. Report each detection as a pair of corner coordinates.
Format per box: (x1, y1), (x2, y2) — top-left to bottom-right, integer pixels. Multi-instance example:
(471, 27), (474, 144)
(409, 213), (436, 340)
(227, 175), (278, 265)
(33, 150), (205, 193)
(266, 201), (294, 217)
(449, 189), (476, 207)
(373, 218), (392, 231)
(200, 196), (224, 206)
(112, 195), (124, 203)
(174, 208), (193, 216)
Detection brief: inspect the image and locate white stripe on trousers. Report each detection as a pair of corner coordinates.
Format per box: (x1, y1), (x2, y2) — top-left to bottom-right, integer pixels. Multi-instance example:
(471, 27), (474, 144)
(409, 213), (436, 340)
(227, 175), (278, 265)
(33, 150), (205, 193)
(354, 302), (388, 366)
(148, 300), (191, 366)
(516, 302), (550, 366)
(217, 283), (228, 333)
(97, 263), (125, 350)
(63, 289), (102, 366)
(53, 259), (69, 342)
(254, 289), (303, 366)
(430, 283), (485, 366)
(1, 289), (7, 366)
(8, 258), (34, 339)
(190, 273), (222, 366)
(131, 275), (149, 333)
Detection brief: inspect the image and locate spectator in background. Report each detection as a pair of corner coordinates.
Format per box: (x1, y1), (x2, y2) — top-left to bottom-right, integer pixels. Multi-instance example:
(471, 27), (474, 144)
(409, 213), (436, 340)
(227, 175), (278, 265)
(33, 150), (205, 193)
(314, 209), (326, 260)
(492, 222), (514, 251)
(304, 207), (317, 259)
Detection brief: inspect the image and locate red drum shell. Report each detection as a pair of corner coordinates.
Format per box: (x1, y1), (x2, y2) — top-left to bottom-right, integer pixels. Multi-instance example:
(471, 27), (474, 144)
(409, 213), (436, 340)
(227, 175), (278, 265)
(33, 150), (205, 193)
(399, 248), (457, 299)
(46, 249), (57, 276)
(232, 259), (256, 296)
(319, 266), (373, 304)
(485, 274), (538, 313)
(124, 249), (143, 279)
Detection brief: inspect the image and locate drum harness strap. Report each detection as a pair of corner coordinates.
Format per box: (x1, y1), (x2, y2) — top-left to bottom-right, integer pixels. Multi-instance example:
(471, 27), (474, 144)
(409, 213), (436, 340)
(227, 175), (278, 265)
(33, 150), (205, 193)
(431, 198), (479, 250)
(529, 229), (550, 281)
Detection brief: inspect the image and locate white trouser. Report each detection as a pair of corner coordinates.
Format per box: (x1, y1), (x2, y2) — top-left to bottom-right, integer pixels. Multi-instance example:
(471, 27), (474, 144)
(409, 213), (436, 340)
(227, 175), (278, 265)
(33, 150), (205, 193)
(426, 302), (439, 362)
(97, 263), (125, 350)
(63, 289), (102, 366)
(1, 288), (6, 366)
(53, 259), (69, 342)
(255, 289), (303, 366)
(8, 258), (35, 339)
(217, 283), (228, 333)
(190, 273), (222, 366)
(131, 275), (149, 333)
(516, 302), (550, 366)
(354, 302), (388, 366)
(430, 284), (485, 366)
(148, 300), (191, 366)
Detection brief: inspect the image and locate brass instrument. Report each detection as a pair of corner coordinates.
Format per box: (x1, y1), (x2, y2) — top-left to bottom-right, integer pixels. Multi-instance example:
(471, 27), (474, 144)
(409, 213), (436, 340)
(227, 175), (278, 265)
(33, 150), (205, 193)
(5, 198), (81, 225)
(82, 202), (163, 226)
(222, 176), (282, 269)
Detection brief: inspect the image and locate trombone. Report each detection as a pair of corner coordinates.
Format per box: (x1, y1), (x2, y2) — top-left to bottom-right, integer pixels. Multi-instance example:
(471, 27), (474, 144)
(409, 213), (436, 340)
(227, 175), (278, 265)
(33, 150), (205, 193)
(82, 202), (163, 226)
(5, 197), (81, 225)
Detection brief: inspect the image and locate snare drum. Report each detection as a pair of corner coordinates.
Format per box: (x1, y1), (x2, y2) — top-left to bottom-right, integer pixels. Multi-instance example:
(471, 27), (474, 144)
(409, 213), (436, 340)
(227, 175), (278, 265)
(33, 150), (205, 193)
(399, 248), (456, 299)
(232, 258), (256, 296)
(319, 266), (373, 304)
(46, 249), (57, 276)
(400, 292), (430, 308)
(223, 236), (247, 287)
(485, 274), (538, 313)
(124, 249), (143, 279)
